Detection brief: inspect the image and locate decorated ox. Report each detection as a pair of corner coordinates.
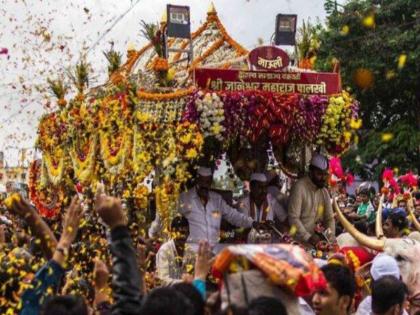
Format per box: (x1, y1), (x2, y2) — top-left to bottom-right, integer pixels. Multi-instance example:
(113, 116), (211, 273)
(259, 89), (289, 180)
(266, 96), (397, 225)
(333, 199), (420, 314)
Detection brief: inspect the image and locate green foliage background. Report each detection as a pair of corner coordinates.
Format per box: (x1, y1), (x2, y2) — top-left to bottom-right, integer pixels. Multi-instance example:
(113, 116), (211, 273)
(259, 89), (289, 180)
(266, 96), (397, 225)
(315, 0), (420, 179)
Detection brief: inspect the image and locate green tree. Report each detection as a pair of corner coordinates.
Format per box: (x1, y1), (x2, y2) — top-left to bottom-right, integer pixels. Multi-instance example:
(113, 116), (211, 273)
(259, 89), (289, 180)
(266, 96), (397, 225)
(315, 0), (420, 178)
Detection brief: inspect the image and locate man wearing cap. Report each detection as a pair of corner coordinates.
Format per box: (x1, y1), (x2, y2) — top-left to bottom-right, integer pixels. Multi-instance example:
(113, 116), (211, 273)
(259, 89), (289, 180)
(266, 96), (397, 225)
(288, 153), (335, 246)
(265, 169), (288, 209)
(356, 254), (408, 315)
(178, 167), (255, 249)
(237, 173), (288, 232)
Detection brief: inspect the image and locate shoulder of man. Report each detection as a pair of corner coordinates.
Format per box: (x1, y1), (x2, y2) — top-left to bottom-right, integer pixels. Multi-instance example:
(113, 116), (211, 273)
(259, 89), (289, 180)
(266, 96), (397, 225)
(290, 176), (310, 192)
(158, 239), (174, 252)
(208, 190), (223, 201)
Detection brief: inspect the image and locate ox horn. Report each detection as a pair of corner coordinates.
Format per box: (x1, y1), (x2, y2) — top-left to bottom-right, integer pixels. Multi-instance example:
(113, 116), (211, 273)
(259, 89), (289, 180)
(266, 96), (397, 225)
(375, 195), (385, 239)
(333, 198), (384, 251)
(407, 203), (420, 232)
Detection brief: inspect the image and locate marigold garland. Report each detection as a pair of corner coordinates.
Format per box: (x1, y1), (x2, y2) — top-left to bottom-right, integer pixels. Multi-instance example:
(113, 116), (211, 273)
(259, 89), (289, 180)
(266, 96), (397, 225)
(29, 160), (64, 218)
(99, 129), (132, 174)
(137, 87), (195, 101)
(133, 184), (150, 209)
(42, 151), (65, 186)
(36, 112), (68, 153)
(155, 179), (181, 233)
(152, 57), (169, 72)
(133, 127), (154, 181)
(69, 136), (97, 184)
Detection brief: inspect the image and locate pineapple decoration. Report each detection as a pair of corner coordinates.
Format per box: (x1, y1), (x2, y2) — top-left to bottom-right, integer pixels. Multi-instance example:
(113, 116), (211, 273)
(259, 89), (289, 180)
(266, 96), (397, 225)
(47, 77), (68, 109)
(68, 59), (90, 100)
(104, 47), (124, 84)
(140, 20), (172, 86)
(103, 48), (122, 76)
(295, 19), (320, 70)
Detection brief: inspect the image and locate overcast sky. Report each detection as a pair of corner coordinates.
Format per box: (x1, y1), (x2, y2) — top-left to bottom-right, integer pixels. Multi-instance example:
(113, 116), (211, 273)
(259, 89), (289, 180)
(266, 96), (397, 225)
(0, 0), (335, 165)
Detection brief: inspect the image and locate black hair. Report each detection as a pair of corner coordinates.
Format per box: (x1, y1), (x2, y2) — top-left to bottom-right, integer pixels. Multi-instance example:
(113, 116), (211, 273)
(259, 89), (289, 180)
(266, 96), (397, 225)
(359, 188), (370, 196)
(309, 164), (328, 173)
(388, 212), (408, 231)
(321, 264), (356, 302)
(371, 275), (407, 314)
(355, 220), (368, 234)
(413, 191), (420, 201)
(172, 283), (205, 315)
(248, 296), (287, 315)
(140, 287), (195, 315)
(40, 295), (88, 315)
(171, 216), (189, 230)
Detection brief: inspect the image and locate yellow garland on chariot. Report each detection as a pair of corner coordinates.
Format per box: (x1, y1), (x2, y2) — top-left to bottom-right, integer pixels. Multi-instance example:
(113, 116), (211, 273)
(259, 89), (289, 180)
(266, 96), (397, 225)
(155, 178), (181, 233)
(136, 87), (195, 101)
(42, 150), (65, 186)
(133, 184), (150, 209)
(99, 129), (132, 174)
(133, 128), (154, 182)
(69, 136), (97, 184)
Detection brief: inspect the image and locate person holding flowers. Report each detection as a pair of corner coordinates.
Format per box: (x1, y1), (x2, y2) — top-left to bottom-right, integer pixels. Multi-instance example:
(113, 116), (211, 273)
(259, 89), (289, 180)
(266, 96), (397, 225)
(288, 153), (336, 246)
(237, 173), (288, 242)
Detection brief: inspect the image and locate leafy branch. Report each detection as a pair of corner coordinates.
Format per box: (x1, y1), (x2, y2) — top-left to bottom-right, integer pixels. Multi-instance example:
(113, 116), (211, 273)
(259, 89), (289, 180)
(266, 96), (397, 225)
(140, 20), (163, 57)
(68, 60), (90, 95)
(47, 78), (68, 100)
(103, 49), (122, 75)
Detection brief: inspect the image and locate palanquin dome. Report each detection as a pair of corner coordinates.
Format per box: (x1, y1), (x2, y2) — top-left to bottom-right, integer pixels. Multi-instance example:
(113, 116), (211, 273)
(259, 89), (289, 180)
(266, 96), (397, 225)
(111, 4), (249, 88)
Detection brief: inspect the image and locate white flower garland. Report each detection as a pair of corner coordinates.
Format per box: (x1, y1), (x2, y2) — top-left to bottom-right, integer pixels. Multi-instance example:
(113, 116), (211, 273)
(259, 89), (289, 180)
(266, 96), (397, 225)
(196, 92), (225, 141)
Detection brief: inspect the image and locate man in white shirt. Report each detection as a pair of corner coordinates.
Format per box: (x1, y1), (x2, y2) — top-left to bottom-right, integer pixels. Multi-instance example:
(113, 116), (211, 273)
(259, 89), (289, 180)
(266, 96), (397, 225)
(265, 169), (288, 209)
(237, 173), (288, 230)
(179, 167), (255, 247)
(155, 216), (195, 286)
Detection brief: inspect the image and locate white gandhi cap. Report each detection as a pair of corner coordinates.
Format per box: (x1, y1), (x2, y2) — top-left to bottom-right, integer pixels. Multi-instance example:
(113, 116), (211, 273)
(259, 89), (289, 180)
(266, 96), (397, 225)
(370, 254), (400, 281)
(197, 166), (213, 177)
(310, 153), (329, 171)
(250, 173), (267, 182)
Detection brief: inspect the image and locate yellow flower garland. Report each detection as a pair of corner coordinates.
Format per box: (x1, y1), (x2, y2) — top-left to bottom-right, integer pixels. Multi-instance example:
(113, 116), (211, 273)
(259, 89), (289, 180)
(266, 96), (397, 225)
(69, 136), (97, 184)
(136, 87), (195, 101)
(43, 151), (65, 186)
(155, 179), (181, 233)
(99, 129), (132, 174)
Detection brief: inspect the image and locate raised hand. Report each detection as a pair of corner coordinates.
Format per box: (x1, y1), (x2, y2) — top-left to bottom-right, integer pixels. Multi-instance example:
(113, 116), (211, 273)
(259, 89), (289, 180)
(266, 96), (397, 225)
(59, 196), (83, 247)
(93, 257), (112, 306)
(94, 258), (110, 291)
(8, 194), (33, 219)
(194, 240), (214, 281)
(52, 196), (83, 266)
(94, 183), (127, 230)
(7, 194), (57, 259)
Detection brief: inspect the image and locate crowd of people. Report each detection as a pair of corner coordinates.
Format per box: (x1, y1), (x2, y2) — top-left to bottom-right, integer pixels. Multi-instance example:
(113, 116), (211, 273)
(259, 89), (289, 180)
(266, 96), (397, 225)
(0, 153), (420, 315)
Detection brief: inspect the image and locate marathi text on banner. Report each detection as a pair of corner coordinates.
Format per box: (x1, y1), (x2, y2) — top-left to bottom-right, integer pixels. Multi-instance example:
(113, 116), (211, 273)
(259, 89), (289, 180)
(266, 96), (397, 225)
(195, 68), (341, 95)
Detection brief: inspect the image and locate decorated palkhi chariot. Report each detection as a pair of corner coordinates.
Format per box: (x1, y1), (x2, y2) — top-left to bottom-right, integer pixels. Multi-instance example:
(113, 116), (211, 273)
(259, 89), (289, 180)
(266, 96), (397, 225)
(31, 4), (359, 239)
